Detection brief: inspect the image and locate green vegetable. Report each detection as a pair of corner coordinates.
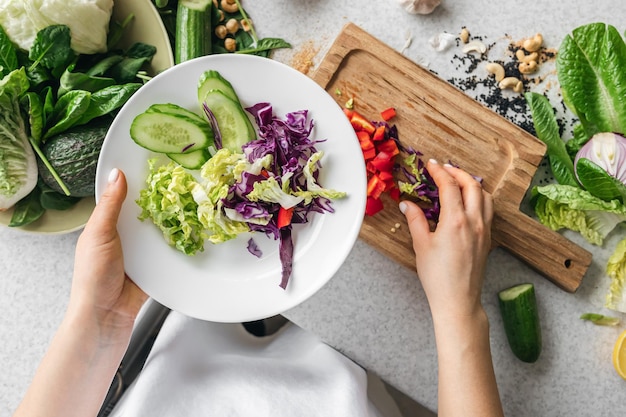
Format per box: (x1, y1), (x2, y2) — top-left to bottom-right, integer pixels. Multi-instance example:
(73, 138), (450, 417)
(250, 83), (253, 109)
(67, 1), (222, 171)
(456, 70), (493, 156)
(198, 70), (239, 103)
(605, 237), (626, 313)
(0, 25), (18, 78)
(557, 23), (626, 138)
(136, 159), (207, 255)
(532, 184), (626, 245)
(167, 148), (212, 170)
(202, 89), (256, 152)
(38, 118), (111, 197)
(130, 105), (214, 154)
(580, 313), (621, 326)
(498, 283), (542, 363)
(175, 0), (213, 64)
(0, 68), (39, 211)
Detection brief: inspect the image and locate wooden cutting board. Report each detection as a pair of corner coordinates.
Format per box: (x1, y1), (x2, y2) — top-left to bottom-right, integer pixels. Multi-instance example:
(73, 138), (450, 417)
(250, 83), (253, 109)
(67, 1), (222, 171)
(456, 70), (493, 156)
(311, 23), (592, 292)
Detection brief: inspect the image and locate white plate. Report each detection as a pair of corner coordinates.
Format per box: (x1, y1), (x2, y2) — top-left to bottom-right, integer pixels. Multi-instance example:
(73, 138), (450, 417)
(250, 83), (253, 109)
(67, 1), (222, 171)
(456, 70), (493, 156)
(96, 54), (366, 322)
(0, 0), (174, 234)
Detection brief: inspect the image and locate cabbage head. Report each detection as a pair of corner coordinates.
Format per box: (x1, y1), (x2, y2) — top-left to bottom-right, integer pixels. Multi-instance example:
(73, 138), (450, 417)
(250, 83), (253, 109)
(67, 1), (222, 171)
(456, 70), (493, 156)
(0, 68), (38, 211)
(0, 0), (113, 54)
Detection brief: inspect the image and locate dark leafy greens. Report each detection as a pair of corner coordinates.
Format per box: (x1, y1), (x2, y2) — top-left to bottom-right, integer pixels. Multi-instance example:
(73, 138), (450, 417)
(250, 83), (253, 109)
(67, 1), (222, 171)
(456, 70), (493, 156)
(0, 17), (156, 226)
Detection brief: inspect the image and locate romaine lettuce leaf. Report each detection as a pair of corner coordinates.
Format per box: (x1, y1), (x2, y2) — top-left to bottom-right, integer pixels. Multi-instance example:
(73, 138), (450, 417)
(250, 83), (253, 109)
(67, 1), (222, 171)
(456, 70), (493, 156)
(532, 184), (626, 245)
(557, 23), (626, 137)
(0, 68), (38, 210)
(606, 237), (626, 313)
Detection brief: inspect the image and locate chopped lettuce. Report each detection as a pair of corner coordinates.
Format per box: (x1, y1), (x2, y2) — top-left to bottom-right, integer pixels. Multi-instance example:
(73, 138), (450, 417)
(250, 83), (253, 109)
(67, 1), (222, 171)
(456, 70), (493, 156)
(295, 151), (347, 205)
(532, 184), (626, 245)
(606, 237), (626, 313)
(248, 176), (304, 209)
(136, 159), (206, 255)
(0, 68), (38, 210)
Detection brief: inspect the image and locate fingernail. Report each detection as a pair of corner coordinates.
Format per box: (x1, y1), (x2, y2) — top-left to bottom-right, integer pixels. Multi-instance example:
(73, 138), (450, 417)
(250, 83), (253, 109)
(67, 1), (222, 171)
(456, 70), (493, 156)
(443, 163), (454, 168)
(429, 158), (438, 165)
(399, 201), (408, 214)
(108, 168), (120, 184)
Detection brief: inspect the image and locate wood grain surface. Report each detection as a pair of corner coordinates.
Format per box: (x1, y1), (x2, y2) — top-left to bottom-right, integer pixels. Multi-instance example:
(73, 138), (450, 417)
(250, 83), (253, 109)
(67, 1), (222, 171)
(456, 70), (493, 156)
(312, 23), (592, 292)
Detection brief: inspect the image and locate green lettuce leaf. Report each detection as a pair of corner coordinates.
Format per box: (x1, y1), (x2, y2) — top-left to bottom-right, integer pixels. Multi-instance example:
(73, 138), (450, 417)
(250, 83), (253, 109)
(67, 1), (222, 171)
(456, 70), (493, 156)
(532, 184), (626, 245)
(557, 23), (626, 137)
(294, 151), (346, 204)
(606, 237), (626, 313)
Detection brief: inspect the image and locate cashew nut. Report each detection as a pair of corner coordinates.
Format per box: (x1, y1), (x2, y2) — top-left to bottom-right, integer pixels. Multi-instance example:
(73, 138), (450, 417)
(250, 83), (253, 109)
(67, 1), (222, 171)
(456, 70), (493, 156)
(485, 62), (505, 82)
(523, 33), (543, 52)
(224, 37), (237, 52)
(241, 19), (252, 32)
(214, 25), (227, 39)
(460, 28), (470, 44)
(519, 61), (538, 74)
(220, 0), (238, 13)
(225, 18), (239, 34)
(499, 76), (523, 93)
(515, 50), (538, 63)
(462, 39), (486, 54)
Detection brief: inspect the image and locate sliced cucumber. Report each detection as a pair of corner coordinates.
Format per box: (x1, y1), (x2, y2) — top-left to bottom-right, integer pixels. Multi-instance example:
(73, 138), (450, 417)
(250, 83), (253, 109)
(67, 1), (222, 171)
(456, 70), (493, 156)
(203, 89), (256, 153)
(167, 148), (212, 169)
(498, 283), (542, 363)
(146, 103), (206, 124)
(130, 111), (213, 154)
(198, 70), (239, 103)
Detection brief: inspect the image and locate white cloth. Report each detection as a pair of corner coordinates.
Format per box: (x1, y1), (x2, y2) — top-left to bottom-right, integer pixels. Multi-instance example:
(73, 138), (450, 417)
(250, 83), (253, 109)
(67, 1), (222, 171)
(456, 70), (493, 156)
(110, 312), (398, 417)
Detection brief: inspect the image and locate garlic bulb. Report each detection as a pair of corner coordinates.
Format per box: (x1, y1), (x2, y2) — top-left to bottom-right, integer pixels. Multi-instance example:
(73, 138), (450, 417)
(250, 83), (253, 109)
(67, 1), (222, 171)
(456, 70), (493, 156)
(395, 0), (441, 15)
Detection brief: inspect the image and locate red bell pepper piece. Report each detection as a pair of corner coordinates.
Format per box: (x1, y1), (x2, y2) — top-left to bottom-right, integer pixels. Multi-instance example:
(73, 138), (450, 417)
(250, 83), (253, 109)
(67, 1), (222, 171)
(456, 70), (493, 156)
(380, 107), (396, 121)
(362, 147), (376, 160)
(365, 196), (384, 216)
(372, 125), (386, 141)
(343, 108), (354, 119)
(369, 151), (395, 172)
(277, 206), (294, 228)
(350, 111), (376, 134)
(367, 174), (387, 199)
(377, 170), (394, 182)
(389, 187), (401, 201)
(376, 139), (399, 156)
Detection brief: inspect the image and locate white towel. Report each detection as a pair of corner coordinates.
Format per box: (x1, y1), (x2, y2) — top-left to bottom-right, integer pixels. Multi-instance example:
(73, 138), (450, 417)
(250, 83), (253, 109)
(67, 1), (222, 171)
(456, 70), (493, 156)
(110, 311), (399, 417)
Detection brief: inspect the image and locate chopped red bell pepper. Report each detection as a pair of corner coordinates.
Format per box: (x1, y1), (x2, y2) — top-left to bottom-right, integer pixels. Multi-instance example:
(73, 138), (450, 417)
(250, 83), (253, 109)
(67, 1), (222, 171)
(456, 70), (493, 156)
(372, 125), (386, 141)
(343, 108), (354, 119)
(277, 206), (294, 229)
(376, 139), (399, 156)
(367, 174), (387, 199)
(350, 111), (376, 134)
(380, 107), (396, 121)
(362, 148), (376, 160)
(365, 196), (384, 216)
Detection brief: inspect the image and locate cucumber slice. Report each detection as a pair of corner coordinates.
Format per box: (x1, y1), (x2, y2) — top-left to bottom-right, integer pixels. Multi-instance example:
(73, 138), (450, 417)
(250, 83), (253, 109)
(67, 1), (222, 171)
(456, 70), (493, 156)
(146, 103), (206, 124)
(198, 70), (239, 103)
(202, 89), (256, 153)
(130, 111), (213, 154)
(498, 283), (542, 363)
(167, 148), (212, 169)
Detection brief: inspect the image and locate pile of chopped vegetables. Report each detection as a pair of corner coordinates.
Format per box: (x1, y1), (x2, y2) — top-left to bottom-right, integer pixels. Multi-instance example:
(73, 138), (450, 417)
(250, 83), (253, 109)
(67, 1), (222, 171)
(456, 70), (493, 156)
(344, 107), (440, 221)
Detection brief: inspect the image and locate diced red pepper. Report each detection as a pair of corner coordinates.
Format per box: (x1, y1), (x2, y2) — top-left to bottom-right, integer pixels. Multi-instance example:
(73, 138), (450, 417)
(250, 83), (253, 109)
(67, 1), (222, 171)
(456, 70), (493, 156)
(378, 170), (394, 182)
(369, 151), (395, 172)
(277, 206), (294, 229)
(343, 108), (354, 119)
(350, 111), (376, 134)
(389, 187), (401, 201)
(367, 174), (387, 199)
(365, 196), (384, 216)
(380, 107), (396, 121)
(376, 139), (399, 156)
(362, 148), (377, 160)
(372, 125), (386, 141)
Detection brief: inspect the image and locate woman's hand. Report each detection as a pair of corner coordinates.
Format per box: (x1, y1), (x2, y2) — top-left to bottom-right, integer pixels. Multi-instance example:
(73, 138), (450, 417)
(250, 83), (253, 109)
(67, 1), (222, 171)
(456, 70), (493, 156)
(400, 159), (493, 320)
(68, 168), (148, 339)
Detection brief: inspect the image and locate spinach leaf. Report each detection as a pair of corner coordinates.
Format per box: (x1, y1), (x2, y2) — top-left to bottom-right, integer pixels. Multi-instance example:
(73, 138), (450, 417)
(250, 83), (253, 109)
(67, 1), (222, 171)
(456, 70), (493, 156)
(107, 13), (135, 51)
(108, 56), (153, 83)
(0, 24), (18, 78)
(29, 25), (75, 75)
(576, 157), (626, 203)
(58, 63), (116, 97)
(20, 92), (44, 144)
(44, 89), (91, 139)
(77, 83), (141, 125)
(126, 42), (157, 59)
(85, 55), (125, 77)
(16, 50), (51, 90)
(525, 92), (579, 187)
(41, 86), (54, 127)
(9, 186), (44, 227)
(39, 182), (80, 210)
(557, 23), (626, 137)
(235, 38), (292, 56)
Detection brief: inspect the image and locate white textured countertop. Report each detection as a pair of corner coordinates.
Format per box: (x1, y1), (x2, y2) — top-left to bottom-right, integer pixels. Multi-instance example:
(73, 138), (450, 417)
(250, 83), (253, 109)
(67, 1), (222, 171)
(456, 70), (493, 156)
(2, 1), (626, 416)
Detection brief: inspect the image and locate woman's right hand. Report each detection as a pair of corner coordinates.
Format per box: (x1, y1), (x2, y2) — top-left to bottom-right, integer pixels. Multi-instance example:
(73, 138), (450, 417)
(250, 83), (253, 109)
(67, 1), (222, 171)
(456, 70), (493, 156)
(400, 159), (494, 320)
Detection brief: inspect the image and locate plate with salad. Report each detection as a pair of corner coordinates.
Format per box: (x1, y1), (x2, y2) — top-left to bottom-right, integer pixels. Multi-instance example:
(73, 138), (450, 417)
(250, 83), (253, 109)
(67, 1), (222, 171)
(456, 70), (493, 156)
(96, 54), (367, 322)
